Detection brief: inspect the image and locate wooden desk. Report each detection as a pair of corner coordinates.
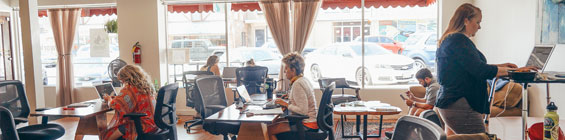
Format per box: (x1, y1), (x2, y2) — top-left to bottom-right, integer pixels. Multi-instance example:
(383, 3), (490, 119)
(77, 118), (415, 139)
(206, 104), (279, 140)
(31, 99), (112, 140)
(333, 103), (401, 140)
(489, 117), (565, 140)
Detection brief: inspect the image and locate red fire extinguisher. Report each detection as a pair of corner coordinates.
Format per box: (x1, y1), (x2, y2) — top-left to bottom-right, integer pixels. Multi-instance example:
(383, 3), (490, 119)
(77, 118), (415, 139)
(132, 42), (141, 64)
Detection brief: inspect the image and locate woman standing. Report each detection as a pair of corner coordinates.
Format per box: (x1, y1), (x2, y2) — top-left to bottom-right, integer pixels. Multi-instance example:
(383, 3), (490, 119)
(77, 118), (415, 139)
(436, 3), (535, 135)
(103, 65), (158, 140)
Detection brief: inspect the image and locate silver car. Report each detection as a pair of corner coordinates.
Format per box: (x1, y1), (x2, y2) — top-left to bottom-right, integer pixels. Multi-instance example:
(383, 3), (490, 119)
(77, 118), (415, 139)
(305, 42), (416, 85)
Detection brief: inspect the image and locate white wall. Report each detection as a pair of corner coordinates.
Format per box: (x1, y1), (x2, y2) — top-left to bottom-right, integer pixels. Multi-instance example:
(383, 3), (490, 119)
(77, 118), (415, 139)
(0, 0), (10, 11)
(473, 0), (563, 117)
(439, 0), (474, 34)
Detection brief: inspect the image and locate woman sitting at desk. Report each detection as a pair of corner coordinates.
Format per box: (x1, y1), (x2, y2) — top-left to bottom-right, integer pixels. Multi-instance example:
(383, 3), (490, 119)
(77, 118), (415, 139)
(269, 52), (318, 140)
(103, 65), (158, 140)
(200, 55), (221, 76)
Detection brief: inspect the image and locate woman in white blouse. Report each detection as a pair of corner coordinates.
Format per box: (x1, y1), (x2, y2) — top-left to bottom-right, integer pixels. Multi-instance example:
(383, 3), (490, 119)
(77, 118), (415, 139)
(268, 52), (318, 140)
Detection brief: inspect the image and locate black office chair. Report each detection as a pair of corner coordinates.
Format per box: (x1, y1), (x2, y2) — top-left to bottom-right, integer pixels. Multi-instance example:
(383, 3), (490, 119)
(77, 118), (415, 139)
(0, 80), (65, 140)
(276, 82), (337, 140)
(195, 76), (240, 140)
(183, 71), (213, 133)
(390, 115), (446, 140)
(235, 66), (268, 95)
(0, 106), (19, 140)
(125, 84), (179, 140)
(318, 78), (360, 135)
(318, 78), (360, 105)
(419, 109), (444, 129)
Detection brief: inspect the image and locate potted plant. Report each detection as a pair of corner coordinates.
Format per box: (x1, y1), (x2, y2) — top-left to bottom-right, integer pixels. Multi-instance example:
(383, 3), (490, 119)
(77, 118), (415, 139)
(104, 19), (118, 33)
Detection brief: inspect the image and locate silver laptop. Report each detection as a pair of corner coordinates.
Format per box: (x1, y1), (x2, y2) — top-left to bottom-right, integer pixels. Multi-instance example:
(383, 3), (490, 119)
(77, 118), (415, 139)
(94, 83), (117, 100)
(236, 85), (268, 105)
(526, 44), (555, 72)
(222, 67), (238, 81)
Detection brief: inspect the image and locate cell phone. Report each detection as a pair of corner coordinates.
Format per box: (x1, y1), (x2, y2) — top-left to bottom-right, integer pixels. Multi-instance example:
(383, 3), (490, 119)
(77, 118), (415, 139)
(399, 94), (406, 100)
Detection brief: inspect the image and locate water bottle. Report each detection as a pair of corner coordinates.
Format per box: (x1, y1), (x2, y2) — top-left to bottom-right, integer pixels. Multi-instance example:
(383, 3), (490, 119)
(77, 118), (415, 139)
(544, 102), (559, 140)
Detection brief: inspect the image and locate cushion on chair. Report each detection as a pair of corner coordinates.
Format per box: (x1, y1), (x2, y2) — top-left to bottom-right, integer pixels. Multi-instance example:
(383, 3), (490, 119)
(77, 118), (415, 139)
(331, 94), (358, 105)
(490, 82), (522, 108)
(17, 124), (65, 140)
(409, 86), (426, 98)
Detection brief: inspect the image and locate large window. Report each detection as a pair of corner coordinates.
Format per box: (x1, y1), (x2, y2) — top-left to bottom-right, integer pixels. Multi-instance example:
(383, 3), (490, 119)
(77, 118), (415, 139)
(40, 13), (119, 86)
(165, 1), (437, 88)
(166, 3), (278, 84)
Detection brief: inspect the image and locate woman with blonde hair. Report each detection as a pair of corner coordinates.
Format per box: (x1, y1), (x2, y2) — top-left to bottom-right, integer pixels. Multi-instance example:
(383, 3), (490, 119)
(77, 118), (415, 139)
(200, 55), (221, 75)
(436, 3), (535, 135)
(103, 65), (158, 140)
(268, 52), (317, 140)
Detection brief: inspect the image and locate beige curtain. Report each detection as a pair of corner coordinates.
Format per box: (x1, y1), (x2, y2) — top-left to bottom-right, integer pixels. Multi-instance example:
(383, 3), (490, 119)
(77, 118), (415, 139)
(260, 0), (291, 90)
(48, 8), (80, 106)
(292, 0), (321, 53)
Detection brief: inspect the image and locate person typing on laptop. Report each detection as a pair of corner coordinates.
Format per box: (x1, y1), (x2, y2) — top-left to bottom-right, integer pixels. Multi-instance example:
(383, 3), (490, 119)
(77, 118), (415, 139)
(268, 52), (318, 140)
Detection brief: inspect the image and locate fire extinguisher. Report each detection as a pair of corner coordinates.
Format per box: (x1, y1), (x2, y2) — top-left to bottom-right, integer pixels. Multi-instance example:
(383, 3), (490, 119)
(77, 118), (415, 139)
(132, 42), (141, 64)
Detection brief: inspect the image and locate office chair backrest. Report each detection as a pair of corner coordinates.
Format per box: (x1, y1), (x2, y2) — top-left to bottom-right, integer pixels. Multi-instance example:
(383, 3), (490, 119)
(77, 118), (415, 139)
(317, 82), (335, 140)
(419, 110), (444, 129)
(182, 71), (213, 88)
(235, 66), (268, 94)
(195, 76), (228, 118)
(391, 115), (446, 140)
(0, 81), (30, 123)
(0, 106), (19, 140)
(318, 78), (349, 89)
(154, 84), (179, 129)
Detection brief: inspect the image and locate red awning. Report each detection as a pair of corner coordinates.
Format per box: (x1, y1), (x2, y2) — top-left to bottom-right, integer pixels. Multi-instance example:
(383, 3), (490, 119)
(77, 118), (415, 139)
(38, 8), (117, 17)
(322, 0), (436, 9)
(167, 4), (214, 14)
(38, 0), (436, 17)
(231, 3), (261, 12)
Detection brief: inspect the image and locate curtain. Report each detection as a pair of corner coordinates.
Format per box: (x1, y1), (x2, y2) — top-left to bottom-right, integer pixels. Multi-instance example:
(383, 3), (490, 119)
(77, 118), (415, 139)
(48, 8), (80, 106)
(260, 0), (291, 90)
(292, 0), (321, 53)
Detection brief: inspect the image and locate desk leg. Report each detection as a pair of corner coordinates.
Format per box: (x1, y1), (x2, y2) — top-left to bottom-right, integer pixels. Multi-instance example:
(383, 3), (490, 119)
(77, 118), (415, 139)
(356, 115), (361, 133)
(74, 113), (108, 140)
(522, 83), (529, 140)
(363, 115), (368, 140)
(238, 122), (269, 140)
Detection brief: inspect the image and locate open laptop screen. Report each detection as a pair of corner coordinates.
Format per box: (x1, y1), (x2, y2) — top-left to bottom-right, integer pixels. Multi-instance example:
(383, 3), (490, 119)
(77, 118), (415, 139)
(526, 45), (555, 72)
(94, 83), (116, 99)
(236, 85), (253, 103)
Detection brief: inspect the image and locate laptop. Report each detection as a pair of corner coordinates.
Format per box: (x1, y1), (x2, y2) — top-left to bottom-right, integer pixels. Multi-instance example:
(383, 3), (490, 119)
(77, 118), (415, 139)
(525, 44), (555, 72)
(236, 85), (269, 105)
(222, 67), (238, 81)
(94, 83), (117, 100)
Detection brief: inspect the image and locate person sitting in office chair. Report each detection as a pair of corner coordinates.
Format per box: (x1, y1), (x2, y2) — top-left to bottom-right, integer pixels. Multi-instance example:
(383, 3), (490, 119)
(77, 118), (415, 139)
(103, 65), (158, 140)
(200, 55), (221, 76)
(269, 52), (318, 140)
(404, 68), (440, 116)
(246, 59), (256, 67)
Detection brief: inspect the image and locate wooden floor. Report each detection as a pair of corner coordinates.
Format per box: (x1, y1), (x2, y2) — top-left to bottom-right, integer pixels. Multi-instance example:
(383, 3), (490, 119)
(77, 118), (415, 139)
(51, 115), (223, 140)
(49, 115), (393, 140)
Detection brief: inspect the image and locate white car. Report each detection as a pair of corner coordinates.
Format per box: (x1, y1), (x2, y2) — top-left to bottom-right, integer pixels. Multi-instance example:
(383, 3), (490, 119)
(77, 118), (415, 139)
(217, 47), (282, 75)
(305, 42), (416, 85)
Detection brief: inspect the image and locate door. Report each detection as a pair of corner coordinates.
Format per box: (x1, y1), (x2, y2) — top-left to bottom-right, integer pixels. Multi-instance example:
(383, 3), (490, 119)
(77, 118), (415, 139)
(0, 16), (13, 81)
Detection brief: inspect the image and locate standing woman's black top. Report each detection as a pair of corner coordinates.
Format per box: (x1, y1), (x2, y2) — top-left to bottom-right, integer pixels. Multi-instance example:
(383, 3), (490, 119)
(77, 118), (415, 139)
(435, 33), (498, 114)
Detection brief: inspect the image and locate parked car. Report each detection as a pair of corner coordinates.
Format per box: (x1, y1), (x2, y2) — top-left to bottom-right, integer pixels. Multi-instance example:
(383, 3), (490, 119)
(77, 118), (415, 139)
(305, 42), (416, 85)
(401, 33), (437, 71)
(216, 47), (282, 75)
(261, 41), (318, 56)
(171, 39), (224, 61)
(354, 36), (404, 54)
